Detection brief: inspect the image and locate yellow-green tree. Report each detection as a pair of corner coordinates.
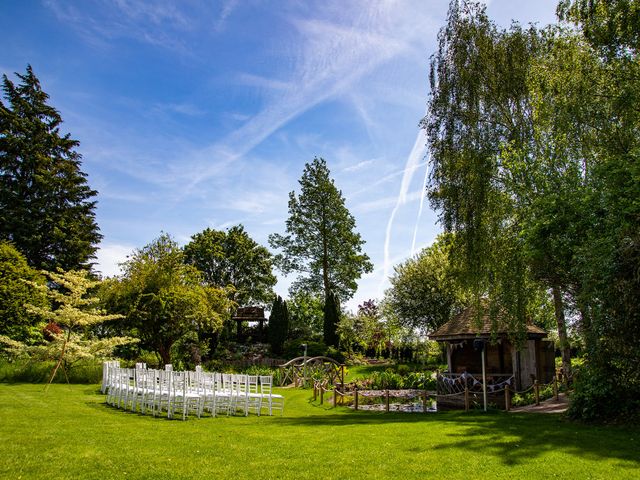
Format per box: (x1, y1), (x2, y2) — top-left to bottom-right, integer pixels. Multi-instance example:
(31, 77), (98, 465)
(25, 269), (126, 386)
(102, 233), (233, 365)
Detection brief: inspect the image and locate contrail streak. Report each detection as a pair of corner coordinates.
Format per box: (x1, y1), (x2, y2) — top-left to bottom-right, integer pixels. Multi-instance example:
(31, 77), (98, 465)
(411, 152), (430, 255)
(382, 126), (428, 287)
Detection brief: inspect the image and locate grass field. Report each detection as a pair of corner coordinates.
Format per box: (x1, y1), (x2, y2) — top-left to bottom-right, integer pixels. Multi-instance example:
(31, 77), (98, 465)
(1, 383), (638, 479)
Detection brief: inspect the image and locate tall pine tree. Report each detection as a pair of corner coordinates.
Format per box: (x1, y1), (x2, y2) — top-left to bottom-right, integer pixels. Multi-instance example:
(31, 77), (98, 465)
(0, 66), (101, 271)
(269, 157), (372, 301)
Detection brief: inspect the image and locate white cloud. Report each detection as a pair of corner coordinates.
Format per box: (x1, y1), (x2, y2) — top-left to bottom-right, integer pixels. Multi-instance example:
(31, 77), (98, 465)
(343, 159), (375, 173)
(237, 73), (291, 92)
(181, 2), (432, 188)
(153, 102), (206, 117)
(95, 242), (134, 278)
(354, 189), (423, 214)
(214, 0), (239, 32)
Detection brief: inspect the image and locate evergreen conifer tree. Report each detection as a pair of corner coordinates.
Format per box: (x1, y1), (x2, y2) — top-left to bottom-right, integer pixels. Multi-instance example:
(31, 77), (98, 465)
(0, 66), (101, 271)
(268, 295), (289, 355)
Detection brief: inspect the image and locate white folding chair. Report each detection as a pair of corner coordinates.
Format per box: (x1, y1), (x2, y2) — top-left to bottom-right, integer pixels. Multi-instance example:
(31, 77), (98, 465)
(247, 375), (262, 415)
(259, 375), (284, 416)
(168, 371), (201, 420)
(229, 374), (249, 416)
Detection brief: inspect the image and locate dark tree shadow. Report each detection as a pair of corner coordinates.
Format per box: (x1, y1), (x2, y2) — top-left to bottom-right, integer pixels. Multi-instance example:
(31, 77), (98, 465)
(273, 409), (640, 467)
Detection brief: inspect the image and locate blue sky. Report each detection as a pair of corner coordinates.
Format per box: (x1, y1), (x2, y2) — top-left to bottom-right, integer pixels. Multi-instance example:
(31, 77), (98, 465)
(1, 0), (558, 310)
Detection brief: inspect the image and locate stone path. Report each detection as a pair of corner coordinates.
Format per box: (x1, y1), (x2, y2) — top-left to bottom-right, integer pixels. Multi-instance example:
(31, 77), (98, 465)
(510, 393), (569, 414)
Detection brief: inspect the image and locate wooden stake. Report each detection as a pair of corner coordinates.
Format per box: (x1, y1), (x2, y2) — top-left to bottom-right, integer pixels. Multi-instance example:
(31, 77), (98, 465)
(534, 380), (540, 405)
(385, 390), (390, 413)
(320, 385), (324, 404)
(464, 386), (469, 412)
(504, 385), (510, 411)
(355, 387), (359, 411)
(333, 387), (337, 407)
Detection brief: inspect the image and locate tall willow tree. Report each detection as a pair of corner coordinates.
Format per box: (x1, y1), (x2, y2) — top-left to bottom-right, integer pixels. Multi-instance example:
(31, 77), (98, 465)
(423, 0), (557, 350)
(426, 0), (640, 419)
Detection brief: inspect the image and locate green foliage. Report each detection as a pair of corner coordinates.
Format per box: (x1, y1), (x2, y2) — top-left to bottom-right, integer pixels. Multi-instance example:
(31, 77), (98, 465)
(532, 3), (640, 419)
(369, 370), (405, 390)
(170, 331), (209, 371)
(557, 0), (640, 57)
(183, 225), (276, 306)
(511, 384), (555, 408)
(323, 290), (340, 347)
(360, 367), (437, 391)
(423, 1), (556, 355)
(283, 339), (327, 359)
(286, 291), (324, 339)
(0, 241), (47, 343)
(0, 332), (133, 380)
(337, 299), (386, 355)
(240, 364), (275, 377)
(268, 295), (289, 356)
(0, 66), (101, 271)
(384, 235), (468, 333)
(269, 157), (372, 301)
(101, 233), (233, 365)
(568, 364), (640, 423)
(27, 269), (123, 330)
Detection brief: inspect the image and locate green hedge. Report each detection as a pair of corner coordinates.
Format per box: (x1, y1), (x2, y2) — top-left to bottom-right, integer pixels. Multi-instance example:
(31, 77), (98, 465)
(0, 359), (103, 384)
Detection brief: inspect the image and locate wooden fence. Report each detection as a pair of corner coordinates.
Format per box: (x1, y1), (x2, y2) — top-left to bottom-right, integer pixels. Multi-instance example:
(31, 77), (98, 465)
(315, 374), (562, 412)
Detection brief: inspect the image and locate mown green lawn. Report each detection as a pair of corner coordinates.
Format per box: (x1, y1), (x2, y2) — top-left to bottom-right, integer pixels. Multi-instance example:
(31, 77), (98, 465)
(1, 383), (638, 479)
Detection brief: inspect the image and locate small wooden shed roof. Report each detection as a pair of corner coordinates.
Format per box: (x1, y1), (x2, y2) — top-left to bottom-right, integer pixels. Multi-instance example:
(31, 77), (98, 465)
(232, 306), (266, 322)
(429, 306), (547, 341)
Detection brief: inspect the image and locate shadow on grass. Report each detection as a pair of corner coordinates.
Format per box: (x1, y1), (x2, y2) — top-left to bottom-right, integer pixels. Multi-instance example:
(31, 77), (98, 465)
(274, 409), (640, 467)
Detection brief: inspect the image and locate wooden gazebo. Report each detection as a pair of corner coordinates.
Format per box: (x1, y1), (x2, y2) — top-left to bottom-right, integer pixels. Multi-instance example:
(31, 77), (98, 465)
(429, 306), (555, 390)
(232, 306), (267, 343)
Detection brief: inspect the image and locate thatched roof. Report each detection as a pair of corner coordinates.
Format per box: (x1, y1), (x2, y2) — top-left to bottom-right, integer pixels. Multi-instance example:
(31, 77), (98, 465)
(429, 305), (547, 341)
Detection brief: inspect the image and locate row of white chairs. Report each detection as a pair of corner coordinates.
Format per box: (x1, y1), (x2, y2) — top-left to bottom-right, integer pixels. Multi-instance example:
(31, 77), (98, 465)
(102, 362), (284, 420)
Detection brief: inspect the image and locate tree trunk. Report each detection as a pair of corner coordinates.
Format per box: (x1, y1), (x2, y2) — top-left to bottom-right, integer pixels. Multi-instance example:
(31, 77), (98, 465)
(552, 285), (572, 380)
(321, 206), (330, 298)
(46, 328), (72, 391)
(158, 343), (172, 366)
